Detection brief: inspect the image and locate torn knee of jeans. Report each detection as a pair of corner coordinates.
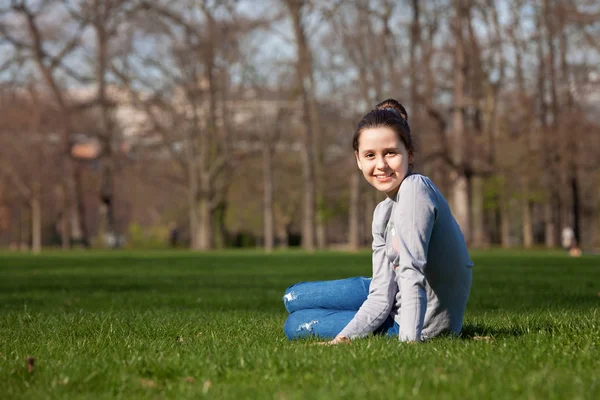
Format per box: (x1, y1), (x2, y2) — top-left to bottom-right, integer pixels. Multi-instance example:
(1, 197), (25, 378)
(283, 291), (297, 303)
(297, 320), (319, 332)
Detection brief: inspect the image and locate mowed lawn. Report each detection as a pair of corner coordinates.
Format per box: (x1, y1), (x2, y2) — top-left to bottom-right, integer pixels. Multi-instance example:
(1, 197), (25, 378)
(0, 250), (599, 399)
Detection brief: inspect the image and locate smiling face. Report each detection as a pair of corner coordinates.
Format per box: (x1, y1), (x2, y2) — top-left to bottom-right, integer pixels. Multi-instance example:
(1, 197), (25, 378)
(355, 126), (413, 198)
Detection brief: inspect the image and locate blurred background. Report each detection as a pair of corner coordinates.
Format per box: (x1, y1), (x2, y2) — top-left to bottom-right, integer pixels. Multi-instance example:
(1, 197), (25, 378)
(0, 0), (598, 253)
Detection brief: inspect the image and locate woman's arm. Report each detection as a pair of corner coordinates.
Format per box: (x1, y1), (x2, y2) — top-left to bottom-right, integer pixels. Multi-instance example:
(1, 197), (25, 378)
(334, 200), (398, 340)
(392, 175), (437, 342)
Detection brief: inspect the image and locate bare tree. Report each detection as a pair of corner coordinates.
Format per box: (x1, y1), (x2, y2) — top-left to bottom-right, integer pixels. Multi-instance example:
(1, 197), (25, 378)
(0, 85), (63, 252)
(4, 1), (90, 248)
(284, 0), (319, 251)
(112, 1), (267, 250)
(450, 0), (470, 243)
(86, 0), (135, 247)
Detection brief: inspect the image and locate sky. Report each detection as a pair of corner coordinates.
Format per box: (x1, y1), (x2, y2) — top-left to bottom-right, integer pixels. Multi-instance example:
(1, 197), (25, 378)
(0, 0), (598, 102)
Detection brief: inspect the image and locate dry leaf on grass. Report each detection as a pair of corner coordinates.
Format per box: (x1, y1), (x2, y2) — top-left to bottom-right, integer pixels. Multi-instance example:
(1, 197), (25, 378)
(184, 376), (196, 383)
(140, 378), (157, 388)
(176, 336), (184, 343)
(202, 380), (212, 394)
(278, 391), (289, 400)
(26, 356), (35, 373)
(473, 336), (494, 343)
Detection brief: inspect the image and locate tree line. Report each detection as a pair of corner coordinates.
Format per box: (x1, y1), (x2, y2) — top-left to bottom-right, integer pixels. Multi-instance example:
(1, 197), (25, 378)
(0, 0), (599, 253)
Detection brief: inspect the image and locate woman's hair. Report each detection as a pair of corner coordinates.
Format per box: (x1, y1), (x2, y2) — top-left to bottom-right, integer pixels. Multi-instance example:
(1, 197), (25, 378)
(352, 98), (413, 153)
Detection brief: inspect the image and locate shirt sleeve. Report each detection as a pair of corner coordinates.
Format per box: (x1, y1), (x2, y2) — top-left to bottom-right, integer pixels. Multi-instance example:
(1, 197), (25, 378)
(337, 200), (398, 339)
(393, 176), (438, 342)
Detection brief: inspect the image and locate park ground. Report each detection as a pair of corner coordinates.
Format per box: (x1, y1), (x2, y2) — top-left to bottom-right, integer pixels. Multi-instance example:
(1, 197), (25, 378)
(0, 249), (599, 399)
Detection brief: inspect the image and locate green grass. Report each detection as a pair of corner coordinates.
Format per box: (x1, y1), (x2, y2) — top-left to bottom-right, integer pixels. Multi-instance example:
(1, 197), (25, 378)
(0, 249), (599, 399)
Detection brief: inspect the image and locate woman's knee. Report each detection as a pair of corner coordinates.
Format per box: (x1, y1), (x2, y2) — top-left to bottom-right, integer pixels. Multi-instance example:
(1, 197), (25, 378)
(284, 309), (356, 340)
(282, 282), (304, 313)
(282, 277), (371, 314)
(284, 311), (316, 340)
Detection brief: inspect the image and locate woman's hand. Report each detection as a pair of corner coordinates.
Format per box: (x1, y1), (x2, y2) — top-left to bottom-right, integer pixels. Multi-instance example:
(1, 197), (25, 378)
(318, 336), (351, 345)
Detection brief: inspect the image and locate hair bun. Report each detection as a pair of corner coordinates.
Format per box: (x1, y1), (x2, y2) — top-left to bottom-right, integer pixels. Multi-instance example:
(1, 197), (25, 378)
(375, 99), (408, 121)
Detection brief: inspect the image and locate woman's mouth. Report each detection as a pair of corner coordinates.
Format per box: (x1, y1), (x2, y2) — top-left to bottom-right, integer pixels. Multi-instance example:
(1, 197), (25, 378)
(374, 172), (393, 181)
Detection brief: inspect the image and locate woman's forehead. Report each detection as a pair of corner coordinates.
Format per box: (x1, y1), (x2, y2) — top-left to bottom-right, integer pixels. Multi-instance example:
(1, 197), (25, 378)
(358, 127), (402, 148)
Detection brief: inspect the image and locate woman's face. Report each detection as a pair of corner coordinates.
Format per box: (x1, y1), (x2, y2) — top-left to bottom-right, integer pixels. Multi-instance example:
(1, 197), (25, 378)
(355, 126), (413, 198)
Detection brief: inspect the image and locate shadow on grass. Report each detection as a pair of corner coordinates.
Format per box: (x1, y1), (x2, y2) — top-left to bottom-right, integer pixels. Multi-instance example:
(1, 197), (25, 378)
(460, 323), (523, 339)
(459, 322), (557, 339)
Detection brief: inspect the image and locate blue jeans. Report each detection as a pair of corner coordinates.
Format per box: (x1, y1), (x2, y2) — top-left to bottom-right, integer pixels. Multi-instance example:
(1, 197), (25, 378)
(282, 277), (399, 340)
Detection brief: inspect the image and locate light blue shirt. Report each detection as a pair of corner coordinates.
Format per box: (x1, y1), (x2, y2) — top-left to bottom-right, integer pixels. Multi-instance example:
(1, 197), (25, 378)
(338, 174), (473, 341)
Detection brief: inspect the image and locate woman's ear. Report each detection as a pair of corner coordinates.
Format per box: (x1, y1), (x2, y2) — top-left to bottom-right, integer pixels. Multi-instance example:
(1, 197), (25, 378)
(355, 151), (362, 170)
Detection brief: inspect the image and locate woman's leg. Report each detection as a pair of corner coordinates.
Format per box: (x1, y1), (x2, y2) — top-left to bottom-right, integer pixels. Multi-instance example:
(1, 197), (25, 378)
(284, 308), (399, 340)
(284, 309), (357, 339)
(374, 315), (400, 337)
(282, 277), (371, 314)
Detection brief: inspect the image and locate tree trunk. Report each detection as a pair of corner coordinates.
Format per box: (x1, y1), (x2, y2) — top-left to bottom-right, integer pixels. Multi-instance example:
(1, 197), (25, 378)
(499, 190), (511, 248)
(190, 49), (218, 252)
(544, 202), (556, 248)
(364, 190), (376, 245)
(510, 1), (534, 248)
(73, 163), (89, 247)
(545, 0), (561, 248)
(213, 200), (227, 249)
(19, 205), (29, 251)
(301, 148), (316, 251)
(196, 196), (212, 250)
(535, 7), (556, 248)
(311, 100), (325, 250)
(348, 172), (361, 252)
(186, 128), (199, 249)
(277, 224), (289, 249)
(31, 185), (41, 254)
(521, 176), (534, 248)
(287, 0), (316, 252)
(194, 23), (220, 251)
(510, 2), (534, 248)
(451, 0), (470, 243)
(95, 13), (117, 249)
(410, 0), (421, 112)
(99, 160), (115, 247)
(56, 183), (70, 249)
(316, 213), (326, 249)
(188, 189), (198, 249)
(558, 8), (580, 246)
(471, 176), (485, 247)
(571, 176), (580, 245)
(263, 143), (274, 252)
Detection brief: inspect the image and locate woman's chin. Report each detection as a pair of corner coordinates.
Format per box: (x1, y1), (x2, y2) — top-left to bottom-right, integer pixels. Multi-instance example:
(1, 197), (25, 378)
(371, 180), (400, 195)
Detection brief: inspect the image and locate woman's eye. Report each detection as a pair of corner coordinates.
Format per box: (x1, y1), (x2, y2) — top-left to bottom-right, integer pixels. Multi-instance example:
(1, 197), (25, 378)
(387, 151), (397, 156)
(365, 153), (374, 158)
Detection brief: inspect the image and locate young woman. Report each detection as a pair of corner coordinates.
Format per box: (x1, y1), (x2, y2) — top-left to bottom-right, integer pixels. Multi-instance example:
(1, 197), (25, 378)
(282, 99), (473, 344)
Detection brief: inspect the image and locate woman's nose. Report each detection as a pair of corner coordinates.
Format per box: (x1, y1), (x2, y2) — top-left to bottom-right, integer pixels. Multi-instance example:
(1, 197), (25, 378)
(375, 156), (387, 169)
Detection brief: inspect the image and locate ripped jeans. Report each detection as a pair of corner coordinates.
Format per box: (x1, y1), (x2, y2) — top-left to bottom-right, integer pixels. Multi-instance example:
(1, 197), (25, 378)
(282, 277), (399, 340)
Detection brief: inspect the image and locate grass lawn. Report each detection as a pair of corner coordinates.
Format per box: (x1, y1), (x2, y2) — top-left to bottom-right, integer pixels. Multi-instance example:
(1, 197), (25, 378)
(0, 249), (599, 399)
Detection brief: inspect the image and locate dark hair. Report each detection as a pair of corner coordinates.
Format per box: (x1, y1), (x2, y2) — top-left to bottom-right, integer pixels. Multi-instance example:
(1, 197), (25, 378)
(352, 98), (413, 153)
